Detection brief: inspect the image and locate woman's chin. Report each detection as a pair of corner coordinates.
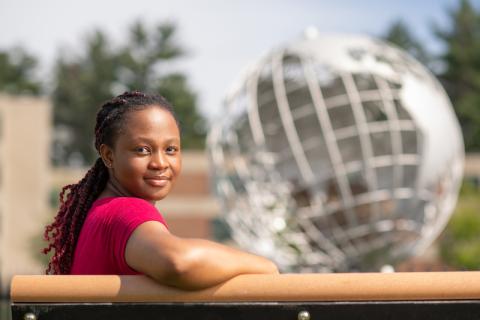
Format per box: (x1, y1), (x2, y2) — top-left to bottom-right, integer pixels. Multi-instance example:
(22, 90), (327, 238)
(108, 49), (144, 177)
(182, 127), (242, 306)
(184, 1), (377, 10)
(143, 191), (171, 202)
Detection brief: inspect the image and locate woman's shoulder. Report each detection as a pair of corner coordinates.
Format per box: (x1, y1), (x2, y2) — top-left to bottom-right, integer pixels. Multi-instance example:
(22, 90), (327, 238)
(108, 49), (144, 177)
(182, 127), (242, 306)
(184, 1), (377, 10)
(87, 196), (166, 230)
(90, 196), (160, 218)
(93, 196), (156, 209)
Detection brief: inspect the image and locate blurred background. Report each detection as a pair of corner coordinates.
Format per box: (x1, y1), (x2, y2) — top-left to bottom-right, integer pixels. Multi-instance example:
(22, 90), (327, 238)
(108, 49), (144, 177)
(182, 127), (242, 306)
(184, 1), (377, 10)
(1, 0), (480, 316)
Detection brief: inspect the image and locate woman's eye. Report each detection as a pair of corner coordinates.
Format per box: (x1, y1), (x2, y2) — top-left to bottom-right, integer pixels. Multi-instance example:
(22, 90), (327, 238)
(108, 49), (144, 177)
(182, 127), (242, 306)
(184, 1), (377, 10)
(135, 146), (150, 154)
(166, 146), (178, 154)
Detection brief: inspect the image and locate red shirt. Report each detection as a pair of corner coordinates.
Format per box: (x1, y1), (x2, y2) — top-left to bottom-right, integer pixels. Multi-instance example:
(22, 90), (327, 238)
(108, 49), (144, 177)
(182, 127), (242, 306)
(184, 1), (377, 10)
(70, 197), (167, 275)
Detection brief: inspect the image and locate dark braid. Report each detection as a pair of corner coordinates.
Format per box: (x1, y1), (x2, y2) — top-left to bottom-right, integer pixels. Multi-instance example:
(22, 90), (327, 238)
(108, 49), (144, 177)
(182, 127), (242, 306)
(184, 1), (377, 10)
(44, 91), (178, 274)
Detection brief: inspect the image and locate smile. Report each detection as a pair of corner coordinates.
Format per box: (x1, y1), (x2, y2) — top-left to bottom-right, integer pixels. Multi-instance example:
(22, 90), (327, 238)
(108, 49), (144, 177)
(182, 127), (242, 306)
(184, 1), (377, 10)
(144, 176), (171, 187)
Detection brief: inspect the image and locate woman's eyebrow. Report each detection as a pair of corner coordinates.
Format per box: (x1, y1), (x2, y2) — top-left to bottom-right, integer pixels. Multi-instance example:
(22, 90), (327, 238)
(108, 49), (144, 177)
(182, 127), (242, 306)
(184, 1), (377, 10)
(164, 137), (180, 144)
(129, 136), (180, 144)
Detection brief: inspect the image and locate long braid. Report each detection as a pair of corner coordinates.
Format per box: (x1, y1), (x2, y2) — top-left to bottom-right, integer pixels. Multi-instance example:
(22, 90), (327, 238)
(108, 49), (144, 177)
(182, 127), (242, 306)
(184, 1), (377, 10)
(44, 159), (108, 274)
(43, 91), (179, 274)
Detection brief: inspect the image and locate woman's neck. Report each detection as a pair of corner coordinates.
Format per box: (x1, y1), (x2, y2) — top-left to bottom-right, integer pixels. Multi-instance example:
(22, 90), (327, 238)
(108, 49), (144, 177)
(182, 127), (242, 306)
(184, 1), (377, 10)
(97, 177), (156, 205)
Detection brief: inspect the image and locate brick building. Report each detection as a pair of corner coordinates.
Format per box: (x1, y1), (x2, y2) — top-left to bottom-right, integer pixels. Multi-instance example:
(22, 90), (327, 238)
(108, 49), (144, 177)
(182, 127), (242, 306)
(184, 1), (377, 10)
(0, 95), (50, 291)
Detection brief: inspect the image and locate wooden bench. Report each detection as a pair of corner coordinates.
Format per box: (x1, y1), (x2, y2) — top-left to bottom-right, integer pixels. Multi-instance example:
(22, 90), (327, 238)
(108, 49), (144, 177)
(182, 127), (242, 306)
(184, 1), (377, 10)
(10, 272), (480, 319)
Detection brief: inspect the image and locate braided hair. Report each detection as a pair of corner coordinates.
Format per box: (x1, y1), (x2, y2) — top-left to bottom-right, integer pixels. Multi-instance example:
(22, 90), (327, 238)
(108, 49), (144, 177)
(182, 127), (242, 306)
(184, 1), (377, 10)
(43, 91), (178, 274)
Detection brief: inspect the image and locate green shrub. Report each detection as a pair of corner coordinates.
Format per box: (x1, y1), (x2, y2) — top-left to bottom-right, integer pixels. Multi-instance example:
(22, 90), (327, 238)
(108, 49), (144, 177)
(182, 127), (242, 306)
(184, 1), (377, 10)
(440, 180), (480, 269)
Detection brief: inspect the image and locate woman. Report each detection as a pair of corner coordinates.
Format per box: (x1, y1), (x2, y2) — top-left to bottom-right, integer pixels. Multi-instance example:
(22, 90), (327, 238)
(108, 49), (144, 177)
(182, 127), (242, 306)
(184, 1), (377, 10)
(44, 91), (278, 289)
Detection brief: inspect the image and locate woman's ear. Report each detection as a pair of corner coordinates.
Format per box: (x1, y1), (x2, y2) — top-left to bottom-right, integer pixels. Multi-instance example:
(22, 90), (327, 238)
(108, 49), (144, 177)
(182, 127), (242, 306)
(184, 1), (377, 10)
(99, 144), (114, 168)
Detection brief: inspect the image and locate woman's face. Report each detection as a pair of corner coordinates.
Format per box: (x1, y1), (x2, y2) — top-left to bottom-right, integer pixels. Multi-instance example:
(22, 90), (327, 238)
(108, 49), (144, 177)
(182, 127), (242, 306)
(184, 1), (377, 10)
(101, 106), (182, 202)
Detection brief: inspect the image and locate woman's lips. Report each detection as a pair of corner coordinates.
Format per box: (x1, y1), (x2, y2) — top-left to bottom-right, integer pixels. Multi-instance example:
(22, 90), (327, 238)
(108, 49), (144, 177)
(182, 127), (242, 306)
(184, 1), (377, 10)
(144, 176), (170, 187)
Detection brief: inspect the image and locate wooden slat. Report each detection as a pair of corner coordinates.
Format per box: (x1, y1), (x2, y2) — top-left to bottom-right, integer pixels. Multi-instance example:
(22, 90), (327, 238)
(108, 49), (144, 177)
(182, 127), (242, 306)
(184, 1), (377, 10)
(10, 272), (480, 303)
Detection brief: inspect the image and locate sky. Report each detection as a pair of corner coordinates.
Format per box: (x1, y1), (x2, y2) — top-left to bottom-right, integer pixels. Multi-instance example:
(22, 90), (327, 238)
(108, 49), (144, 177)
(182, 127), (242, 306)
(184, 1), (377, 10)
(0, 0), (470, 120)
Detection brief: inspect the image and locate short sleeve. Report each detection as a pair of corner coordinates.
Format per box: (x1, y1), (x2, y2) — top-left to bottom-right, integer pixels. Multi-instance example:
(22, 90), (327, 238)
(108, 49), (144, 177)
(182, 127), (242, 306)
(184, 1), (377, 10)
(107, 198), (167, 274)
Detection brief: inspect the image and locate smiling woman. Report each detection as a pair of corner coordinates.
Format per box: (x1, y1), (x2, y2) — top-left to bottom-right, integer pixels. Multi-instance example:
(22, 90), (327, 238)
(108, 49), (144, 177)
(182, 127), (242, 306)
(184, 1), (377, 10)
(43, 91), (278, 290)
(99, 107), (182, 202)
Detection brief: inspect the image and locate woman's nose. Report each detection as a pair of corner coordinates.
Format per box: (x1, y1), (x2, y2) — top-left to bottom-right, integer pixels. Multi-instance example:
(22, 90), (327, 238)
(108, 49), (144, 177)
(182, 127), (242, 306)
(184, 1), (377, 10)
(149, 152), (168, 170)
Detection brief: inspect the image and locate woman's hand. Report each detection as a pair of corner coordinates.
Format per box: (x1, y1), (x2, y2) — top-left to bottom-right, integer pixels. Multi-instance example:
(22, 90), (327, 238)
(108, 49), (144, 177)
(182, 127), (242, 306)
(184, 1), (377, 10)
(125, 221), (279, 290)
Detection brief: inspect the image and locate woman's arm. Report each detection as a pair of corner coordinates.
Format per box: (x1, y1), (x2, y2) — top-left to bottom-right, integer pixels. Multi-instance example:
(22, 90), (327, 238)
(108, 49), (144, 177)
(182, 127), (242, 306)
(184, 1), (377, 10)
(125, 221), (279, 290)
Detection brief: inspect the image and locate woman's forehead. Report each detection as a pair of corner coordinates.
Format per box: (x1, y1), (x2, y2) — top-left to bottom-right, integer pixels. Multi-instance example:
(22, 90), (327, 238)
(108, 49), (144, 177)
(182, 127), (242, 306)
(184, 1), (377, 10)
(125, 107), (177, 128)
(118, 107), (180, 140)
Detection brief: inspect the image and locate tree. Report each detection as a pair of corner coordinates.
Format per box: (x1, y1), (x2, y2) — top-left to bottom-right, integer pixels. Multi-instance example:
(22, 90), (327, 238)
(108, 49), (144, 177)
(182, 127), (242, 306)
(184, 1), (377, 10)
(53, 31), (118, 165)
(382, 19), (431, 67)
(0, 47), (42, 95)
(434, 0), (480, 151)
(53, 21), (205, 165)
(434, 0), (480, 270)
(440, 181), (480, 269)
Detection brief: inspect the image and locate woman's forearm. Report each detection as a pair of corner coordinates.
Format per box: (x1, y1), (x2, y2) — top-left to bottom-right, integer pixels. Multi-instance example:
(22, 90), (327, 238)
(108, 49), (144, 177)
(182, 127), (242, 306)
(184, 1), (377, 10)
(152, 238), (279, 290)
(126, 221), (278, 290)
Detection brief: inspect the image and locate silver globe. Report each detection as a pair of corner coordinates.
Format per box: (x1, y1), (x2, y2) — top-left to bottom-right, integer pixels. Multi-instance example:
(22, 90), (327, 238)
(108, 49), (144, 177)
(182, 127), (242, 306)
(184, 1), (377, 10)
(208, 33), (464, 272)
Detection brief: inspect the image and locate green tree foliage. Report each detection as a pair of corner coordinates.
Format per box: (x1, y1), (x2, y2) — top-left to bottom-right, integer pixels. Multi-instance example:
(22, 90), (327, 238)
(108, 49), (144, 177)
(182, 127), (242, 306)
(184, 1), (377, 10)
(53, 21), (205, 165)
(434, 0), (480, 151)
(440, 181), (480, 269)
(0, 47), (42, 95)
(53, 31), (118, 165)
(382, 19), (431, 67)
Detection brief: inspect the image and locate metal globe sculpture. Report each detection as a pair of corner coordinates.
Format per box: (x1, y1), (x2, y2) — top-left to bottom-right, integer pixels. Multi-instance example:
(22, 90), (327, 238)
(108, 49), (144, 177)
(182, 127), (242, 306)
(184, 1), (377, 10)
(207, 32), (464, 272)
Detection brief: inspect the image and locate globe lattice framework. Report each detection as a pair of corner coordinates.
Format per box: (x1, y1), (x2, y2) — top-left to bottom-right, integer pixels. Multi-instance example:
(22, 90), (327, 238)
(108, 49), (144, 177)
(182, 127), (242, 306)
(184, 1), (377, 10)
(208, 34), (464, 272)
